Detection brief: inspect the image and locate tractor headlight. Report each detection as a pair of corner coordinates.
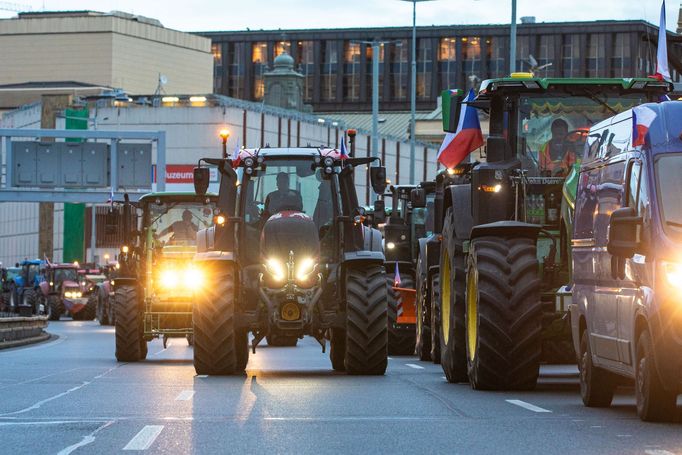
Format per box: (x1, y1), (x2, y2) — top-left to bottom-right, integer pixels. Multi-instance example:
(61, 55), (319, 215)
(184, 267), (203, 287)
(386, 242), (396, 250)
(296, 257), (316, 282)
(662, 261), (682, 289)
(160, 269), (179, 289)
(65, 291), (72, 298)
(265, 258), (286, 282)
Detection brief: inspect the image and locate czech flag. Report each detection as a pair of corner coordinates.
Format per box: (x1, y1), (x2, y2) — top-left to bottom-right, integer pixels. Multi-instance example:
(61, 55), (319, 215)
(394, 262), (401, 287)
(437, 88), (484, 169)
(632, 105), (657, 147)
(340, 135), (349, 159)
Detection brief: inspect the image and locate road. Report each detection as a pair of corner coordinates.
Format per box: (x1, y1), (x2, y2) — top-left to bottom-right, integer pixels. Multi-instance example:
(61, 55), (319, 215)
(1, 321), (681, 454)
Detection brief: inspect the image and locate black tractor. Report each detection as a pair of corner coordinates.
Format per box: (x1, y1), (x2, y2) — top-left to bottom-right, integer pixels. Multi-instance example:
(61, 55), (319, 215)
(192, 142), (390, 375)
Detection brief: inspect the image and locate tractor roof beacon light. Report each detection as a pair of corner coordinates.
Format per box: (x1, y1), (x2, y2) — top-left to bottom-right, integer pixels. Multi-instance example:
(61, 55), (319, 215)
(219, 129), (230, 159)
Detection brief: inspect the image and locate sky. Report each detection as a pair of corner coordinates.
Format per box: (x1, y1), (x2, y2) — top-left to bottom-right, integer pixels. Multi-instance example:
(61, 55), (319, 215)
(0, 0), (678, 32)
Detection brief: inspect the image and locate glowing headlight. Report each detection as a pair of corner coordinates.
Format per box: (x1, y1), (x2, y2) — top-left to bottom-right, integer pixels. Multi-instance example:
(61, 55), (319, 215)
(121, 245), (129, 254)
(65, 292), (72, 298)
(266, 258), (286, 282)
(184, 267), (204, 287)
(296, 257), (316, 282)
(76, 292), (82, 298)
(160, 269), (178, 289)
(386, 242), (396, 250)
(662, 261), (682, 288)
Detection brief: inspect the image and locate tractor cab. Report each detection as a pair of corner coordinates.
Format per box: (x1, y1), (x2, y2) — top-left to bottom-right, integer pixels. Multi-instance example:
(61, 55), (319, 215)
(9, 259), (45, 314)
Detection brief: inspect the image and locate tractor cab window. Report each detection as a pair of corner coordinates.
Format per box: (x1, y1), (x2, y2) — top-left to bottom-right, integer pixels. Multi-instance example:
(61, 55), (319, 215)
(517, 93), (647, 177)
(149, 201), (215, 246)
(26, 264), (40, 284)
(54, 268), (77, 284)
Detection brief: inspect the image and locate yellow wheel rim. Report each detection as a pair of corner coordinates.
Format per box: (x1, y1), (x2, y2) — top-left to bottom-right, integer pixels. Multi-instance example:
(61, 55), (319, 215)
(466, 263), (478, 361)
(441, 251), (451, 346)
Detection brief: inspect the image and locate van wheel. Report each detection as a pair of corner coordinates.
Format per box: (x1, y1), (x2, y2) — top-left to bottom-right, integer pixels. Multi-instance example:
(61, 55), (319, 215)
(636, 329), (677, 422)
(579, 331), (615, 407)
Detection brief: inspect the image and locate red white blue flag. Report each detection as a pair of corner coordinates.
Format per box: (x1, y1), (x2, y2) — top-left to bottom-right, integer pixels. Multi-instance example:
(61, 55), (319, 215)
(437, 88), (484, 169)
(655, 0), (671, 81)
(632, 105), (657, 147)
(394, 262), (401, 287)
(231, 139), (241, 167)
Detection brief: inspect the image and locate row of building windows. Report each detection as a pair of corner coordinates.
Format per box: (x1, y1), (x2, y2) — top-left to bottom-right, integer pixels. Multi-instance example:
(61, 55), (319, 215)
(210, 31), (667, 107)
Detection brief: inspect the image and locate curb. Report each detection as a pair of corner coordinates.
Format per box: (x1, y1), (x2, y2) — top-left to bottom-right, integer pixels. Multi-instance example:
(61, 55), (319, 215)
(0, 332), (52, 350)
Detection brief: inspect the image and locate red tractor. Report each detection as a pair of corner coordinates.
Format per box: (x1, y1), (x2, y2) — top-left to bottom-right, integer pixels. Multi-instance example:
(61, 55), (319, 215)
(39, 263), (93, 321)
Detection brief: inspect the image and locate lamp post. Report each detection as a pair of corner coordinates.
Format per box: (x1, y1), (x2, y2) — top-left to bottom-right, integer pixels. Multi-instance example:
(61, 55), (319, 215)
(509, 0), (517, 73)
(400, 0), (436, 183)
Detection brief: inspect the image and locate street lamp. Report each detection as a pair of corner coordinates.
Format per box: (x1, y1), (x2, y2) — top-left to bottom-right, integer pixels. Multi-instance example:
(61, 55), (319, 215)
(399, 0), (437, 184)
(219, 128), (230, 159)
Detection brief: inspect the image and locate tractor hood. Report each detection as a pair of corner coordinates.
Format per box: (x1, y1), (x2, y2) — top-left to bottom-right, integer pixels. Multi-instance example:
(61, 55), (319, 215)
(260, 211), (320, 261)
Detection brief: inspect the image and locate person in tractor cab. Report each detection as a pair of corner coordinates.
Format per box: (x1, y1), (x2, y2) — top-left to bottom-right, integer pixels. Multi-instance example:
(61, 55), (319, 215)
(539, 118), (576, 176)
(159, 209), (199, 244)
(264, 172), (303, 215)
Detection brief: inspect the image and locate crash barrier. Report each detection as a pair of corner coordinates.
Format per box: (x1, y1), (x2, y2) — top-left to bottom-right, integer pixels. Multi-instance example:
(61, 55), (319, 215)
(0, 314), (49, 349)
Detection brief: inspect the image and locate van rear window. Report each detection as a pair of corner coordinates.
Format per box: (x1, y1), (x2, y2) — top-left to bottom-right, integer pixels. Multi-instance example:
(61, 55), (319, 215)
(656, 154), (682, 237)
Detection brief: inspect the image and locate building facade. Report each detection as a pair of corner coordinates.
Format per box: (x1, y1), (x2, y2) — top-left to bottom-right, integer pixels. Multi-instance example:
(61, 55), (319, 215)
(200, 20), (681, 112)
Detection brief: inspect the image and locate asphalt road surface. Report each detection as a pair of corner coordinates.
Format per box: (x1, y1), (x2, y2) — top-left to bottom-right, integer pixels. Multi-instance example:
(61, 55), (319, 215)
(1, 321), (681, 454)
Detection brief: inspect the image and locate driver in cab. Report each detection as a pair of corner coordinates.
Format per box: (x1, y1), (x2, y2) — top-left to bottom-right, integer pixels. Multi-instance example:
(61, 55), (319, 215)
(539, 118), (576, 177)
(159, 209), (198, 243)
(264, 172), (303, 216)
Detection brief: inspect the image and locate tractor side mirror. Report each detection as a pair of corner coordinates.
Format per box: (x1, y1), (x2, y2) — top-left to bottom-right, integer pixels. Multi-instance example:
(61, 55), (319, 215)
(370, 166), (387, 195)
(410, 188), (426, 208)
(607, 207), (642, 258)
(104, 209), (119, 235)
(373, 198), (386, 225)
(194, 167), (210, 196)
(441, 89), (464, 133)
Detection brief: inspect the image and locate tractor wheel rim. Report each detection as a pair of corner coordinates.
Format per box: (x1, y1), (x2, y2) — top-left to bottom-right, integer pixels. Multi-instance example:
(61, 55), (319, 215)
(466, 265), (478, 361)
(441, 254), (451, 346)
(416, 293), (422, 339)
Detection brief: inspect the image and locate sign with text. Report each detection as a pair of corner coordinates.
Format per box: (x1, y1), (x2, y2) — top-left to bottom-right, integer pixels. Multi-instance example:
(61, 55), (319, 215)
(153, 165), (218, 184)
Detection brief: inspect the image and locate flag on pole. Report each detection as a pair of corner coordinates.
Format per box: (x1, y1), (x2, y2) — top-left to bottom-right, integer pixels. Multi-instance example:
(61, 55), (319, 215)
(340, 134), (349, 159)
(394, 262), (401, 287)
(632, 105), (657, 147)
(107, 187), (114, 204)
(437, 88), (484, 169)
(231, 138), (241, 167)
(655, 0), (671, 81)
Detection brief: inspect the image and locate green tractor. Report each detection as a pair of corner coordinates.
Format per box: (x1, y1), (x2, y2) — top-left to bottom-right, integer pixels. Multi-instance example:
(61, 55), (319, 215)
(433, 76), (671, 389)
(113, 192), (217, 360)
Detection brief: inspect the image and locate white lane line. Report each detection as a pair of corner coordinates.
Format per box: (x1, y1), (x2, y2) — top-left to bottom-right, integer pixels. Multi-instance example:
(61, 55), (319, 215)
(196, 375), (208, 378)
(123, 425), (164, 451)
(405, 363), (425, 370)
(387, 357), (393, 360)
(57, 420), (114, 455)
(505, 399), (552, 413)
(175, 390), (195, 401)
(153, 341), (171, 356)
(646, 451), (675, 455)
(0, 381), (91, 416)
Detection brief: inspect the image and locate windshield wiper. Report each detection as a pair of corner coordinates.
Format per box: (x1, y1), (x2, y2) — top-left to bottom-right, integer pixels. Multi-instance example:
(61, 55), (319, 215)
(579, 89), (617, 116)
(151, 202), (180, 226)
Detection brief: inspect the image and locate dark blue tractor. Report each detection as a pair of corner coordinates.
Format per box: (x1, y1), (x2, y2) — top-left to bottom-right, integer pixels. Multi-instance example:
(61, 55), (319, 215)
(8, 260), (46, 315)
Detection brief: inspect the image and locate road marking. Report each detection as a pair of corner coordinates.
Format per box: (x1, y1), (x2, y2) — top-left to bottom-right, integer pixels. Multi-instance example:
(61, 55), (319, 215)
(175, 390), (195, 401)
(153, 341), (171, 356)
(57, 421), (114, 455)
(196, 375), (208, 378)
(405, 363), (424, 369)
(505, 399), (552, 413)
(0, 381), (91, 416)
(616, 434), (632, 438)
(387, 357), (393, 360)
(123, 425), (164, 451)
(645, 451), (675, 455)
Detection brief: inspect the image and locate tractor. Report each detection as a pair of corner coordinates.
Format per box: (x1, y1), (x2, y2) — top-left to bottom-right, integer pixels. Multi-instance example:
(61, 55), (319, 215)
(432, 76), (671, 389)
(7, 259), (46, 315)
(95, 262), (119, 326)
(113, 192), (218, 360)
(191, 142), (389, 375)
(38, 262), (94, 321)
(381, 183), (435, 355)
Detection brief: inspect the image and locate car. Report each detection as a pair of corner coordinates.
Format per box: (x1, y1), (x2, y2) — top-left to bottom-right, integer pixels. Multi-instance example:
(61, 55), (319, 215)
(570, 101), (682, 422)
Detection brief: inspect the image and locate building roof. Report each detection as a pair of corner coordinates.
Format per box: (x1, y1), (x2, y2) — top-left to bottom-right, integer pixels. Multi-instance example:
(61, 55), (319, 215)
(316, 111), (436, 142)
(0, 81), (111, 90)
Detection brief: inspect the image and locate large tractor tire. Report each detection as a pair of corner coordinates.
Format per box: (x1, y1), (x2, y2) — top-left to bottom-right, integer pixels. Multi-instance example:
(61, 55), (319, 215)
(79, 297), (96, 321)
(387, 272), (416, 356)
(344, 266), (388, 375)
(329, 327), (346, 371)
(193, 263), (241, 375)
(466, 236), (542, 390)
(115, 285), (145, 362)
(22, 289), (38, 314)
(47, 296), (62, 321)
(430, 273), (441, 365)
(96, 295), (109, 326)
(414, 266), (431, 361)
(439, 208), (467, 382)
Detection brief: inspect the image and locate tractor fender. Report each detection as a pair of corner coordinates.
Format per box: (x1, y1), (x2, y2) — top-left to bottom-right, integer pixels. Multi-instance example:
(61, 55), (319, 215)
(362, 225), (384, 254)
(416, 237), (429, 280)
(470, 221), (541, 241)
(444, 184), (473, 240)
(38, 281), (50, 296)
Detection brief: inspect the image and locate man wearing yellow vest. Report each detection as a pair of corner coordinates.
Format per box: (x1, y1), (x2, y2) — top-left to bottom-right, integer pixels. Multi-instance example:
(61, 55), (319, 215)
(539, 118), (576, 177)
